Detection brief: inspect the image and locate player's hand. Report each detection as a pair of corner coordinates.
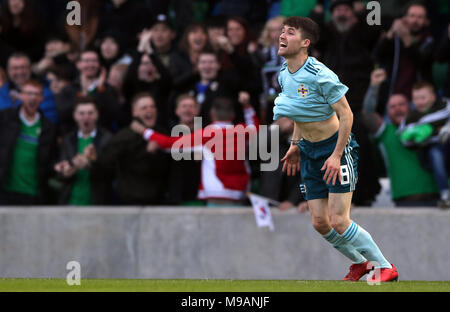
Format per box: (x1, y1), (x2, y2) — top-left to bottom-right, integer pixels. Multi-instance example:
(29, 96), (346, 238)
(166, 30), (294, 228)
(281, 145), (300, 176)
(370, 68), (387, 87)
(321, 153), (341, 185)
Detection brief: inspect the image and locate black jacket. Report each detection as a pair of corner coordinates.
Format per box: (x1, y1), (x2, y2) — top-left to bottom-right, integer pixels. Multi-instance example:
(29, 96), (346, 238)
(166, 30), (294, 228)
(312, 14), (381, 113)
(57, 128), (113, 205)
(374, 30), (434, 115)
(97, 125), (171, 205)
(0, 107), (57, 203)
(55, 80), (122, 135)
(435, 30), (450, 98)
(259, 128), (303, 205)
(169, 50), (198, 93)
(168, 74), (240, 127)
(0, 38), (14, 69)
(167, 155), (201, 205)
(98, 0), (147, 51)
(123, 51), (172, 127)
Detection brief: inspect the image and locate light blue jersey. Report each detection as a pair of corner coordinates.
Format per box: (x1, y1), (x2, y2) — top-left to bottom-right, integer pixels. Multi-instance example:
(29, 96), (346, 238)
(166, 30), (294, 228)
(273, 56), (348, 122)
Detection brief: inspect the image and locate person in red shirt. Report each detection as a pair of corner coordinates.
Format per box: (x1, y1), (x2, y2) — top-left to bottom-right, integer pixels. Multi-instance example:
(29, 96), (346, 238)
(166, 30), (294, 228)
(130, 92), (259, 206)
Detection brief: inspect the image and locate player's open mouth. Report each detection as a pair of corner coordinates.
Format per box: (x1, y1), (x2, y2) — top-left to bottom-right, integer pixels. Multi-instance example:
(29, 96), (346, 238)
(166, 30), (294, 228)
(279, 42), (287, 48)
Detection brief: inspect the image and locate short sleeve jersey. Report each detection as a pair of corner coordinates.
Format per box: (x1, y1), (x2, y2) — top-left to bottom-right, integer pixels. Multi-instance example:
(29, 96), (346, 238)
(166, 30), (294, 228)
(273, 56), (348, 122)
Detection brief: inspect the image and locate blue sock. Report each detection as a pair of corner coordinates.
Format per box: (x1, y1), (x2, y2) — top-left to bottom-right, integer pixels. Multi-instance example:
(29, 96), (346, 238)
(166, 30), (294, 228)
(323, 228), (367, 264)
(341, 221), (392, 269)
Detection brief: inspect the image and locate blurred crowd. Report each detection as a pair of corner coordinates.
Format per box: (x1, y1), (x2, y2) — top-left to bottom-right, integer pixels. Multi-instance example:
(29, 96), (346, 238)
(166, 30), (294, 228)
(0, 0), (449, 208)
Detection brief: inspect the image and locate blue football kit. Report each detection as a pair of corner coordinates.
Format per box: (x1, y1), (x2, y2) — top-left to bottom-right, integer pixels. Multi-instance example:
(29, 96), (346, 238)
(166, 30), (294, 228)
(273, 56), (395, 273)
(273, 56), (359, 200)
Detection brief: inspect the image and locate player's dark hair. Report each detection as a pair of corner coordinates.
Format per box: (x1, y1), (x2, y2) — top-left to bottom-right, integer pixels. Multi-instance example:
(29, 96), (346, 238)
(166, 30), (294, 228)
(211, 97), (234, 121)
(283, 16), (320, 46)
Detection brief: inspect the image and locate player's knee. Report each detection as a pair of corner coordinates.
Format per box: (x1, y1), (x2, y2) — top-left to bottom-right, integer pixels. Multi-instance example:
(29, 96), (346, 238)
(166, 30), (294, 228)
(311, 216), (330, 234)
(330, 215), (350, 234)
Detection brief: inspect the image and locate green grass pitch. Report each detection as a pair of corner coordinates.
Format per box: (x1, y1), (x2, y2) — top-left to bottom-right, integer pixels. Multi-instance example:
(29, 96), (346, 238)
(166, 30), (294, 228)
(0, 279), (449, 292)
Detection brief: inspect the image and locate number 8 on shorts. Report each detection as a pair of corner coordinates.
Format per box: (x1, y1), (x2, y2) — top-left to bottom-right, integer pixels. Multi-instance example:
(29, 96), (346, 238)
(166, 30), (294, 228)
(340, 165), (350, 185)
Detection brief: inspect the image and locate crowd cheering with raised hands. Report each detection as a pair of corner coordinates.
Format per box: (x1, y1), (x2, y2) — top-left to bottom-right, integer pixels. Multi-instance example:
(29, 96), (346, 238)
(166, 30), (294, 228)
(0, 0), (448, 208)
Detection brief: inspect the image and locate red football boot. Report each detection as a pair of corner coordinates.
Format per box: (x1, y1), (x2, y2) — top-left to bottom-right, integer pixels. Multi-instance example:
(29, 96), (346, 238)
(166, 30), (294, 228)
(343, 261), (374, 281)
(367, 264), (399, 283)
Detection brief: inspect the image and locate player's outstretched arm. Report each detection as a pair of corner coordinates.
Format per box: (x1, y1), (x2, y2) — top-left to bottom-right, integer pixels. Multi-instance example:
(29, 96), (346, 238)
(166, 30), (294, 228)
(239, 91), (260, 129)
(130, 120), (202, 150)
(281, 121), (301, 176)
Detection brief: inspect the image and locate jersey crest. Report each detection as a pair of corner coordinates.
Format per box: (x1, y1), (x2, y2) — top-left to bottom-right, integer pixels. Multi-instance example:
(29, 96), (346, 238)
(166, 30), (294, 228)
(297, 83), (309, 98)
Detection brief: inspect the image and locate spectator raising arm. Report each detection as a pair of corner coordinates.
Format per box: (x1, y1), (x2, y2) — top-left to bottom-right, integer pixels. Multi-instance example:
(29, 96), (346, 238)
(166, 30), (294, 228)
(362, 68), (387, 134)
(130, 95), (259, 150)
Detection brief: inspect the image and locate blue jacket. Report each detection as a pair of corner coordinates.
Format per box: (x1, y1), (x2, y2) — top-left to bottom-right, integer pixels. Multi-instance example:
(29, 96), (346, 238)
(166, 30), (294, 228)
(0, 82), (59, 124)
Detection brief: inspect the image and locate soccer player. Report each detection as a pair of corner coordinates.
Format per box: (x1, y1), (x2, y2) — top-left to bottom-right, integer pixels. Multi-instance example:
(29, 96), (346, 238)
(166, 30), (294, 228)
(276, 16), (398, 282)
(130, 93), (259, 206)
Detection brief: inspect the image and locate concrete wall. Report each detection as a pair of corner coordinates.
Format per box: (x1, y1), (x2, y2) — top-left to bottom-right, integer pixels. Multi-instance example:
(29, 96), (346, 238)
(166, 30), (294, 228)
(0, 207), (448, 281)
